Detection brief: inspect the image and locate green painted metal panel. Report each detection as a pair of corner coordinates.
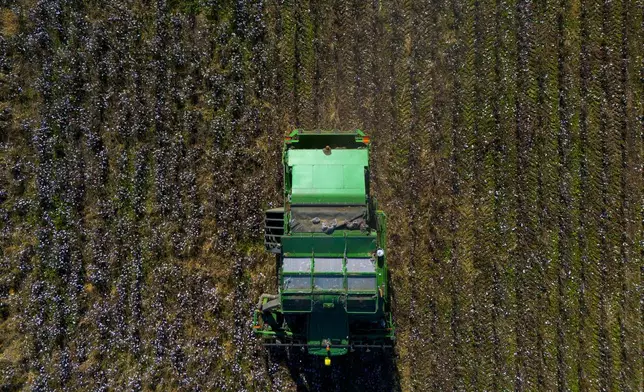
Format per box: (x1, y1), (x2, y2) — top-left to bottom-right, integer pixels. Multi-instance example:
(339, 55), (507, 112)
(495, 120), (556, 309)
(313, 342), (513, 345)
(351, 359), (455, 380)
(343, 164), (364, 188)
(346, 295), (378, 313)
(291, 165), (313, 189)
(281, 235), (376, 257)
(287, 149), (367, 205)
(281, 294), (312, 312)
(307, 298), (349, 356)
(313, 164), (343, 189)
(290, 187), (365, 204)
(287, 149), (368, 166)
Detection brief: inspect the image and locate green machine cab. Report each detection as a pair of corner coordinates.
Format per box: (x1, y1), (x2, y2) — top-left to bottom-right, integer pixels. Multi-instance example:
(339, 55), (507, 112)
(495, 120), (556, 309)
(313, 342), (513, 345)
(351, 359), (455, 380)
(253, 129), (395, 365)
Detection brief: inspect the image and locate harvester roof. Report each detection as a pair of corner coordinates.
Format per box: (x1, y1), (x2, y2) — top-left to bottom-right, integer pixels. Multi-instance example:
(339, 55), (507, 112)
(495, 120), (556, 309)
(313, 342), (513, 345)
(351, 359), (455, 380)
(284, 129), (370, 205)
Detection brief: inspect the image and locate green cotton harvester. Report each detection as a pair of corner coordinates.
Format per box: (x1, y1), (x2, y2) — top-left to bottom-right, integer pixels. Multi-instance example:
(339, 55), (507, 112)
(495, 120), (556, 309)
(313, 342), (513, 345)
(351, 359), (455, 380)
(253, 129), (395, 366)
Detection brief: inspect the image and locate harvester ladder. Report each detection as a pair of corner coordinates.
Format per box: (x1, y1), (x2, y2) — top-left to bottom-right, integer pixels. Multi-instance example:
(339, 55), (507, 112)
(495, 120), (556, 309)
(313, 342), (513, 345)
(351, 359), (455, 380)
(264, 208), (284, 253)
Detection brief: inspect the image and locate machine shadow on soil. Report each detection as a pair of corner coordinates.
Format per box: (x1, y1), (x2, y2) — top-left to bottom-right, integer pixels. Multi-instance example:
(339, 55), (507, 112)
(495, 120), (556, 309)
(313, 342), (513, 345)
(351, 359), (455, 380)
(266, 347), (401, 392)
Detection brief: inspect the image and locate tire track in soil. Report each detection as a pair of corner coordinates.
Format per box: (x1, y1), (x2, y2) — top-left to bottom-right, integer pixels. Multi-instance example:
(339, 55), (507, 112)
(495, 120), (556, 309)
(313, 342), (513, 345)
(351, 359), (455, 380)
(555, 0), (583, 386)
(514, 0), (540, 386)
(491, 0), (519, 387)
(617, 0), (644, 388)
(578, 0), (604, 386)
(596, 0), (626, 385)
(472, 0), (499, 385)
(446, 0), (478, 387)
